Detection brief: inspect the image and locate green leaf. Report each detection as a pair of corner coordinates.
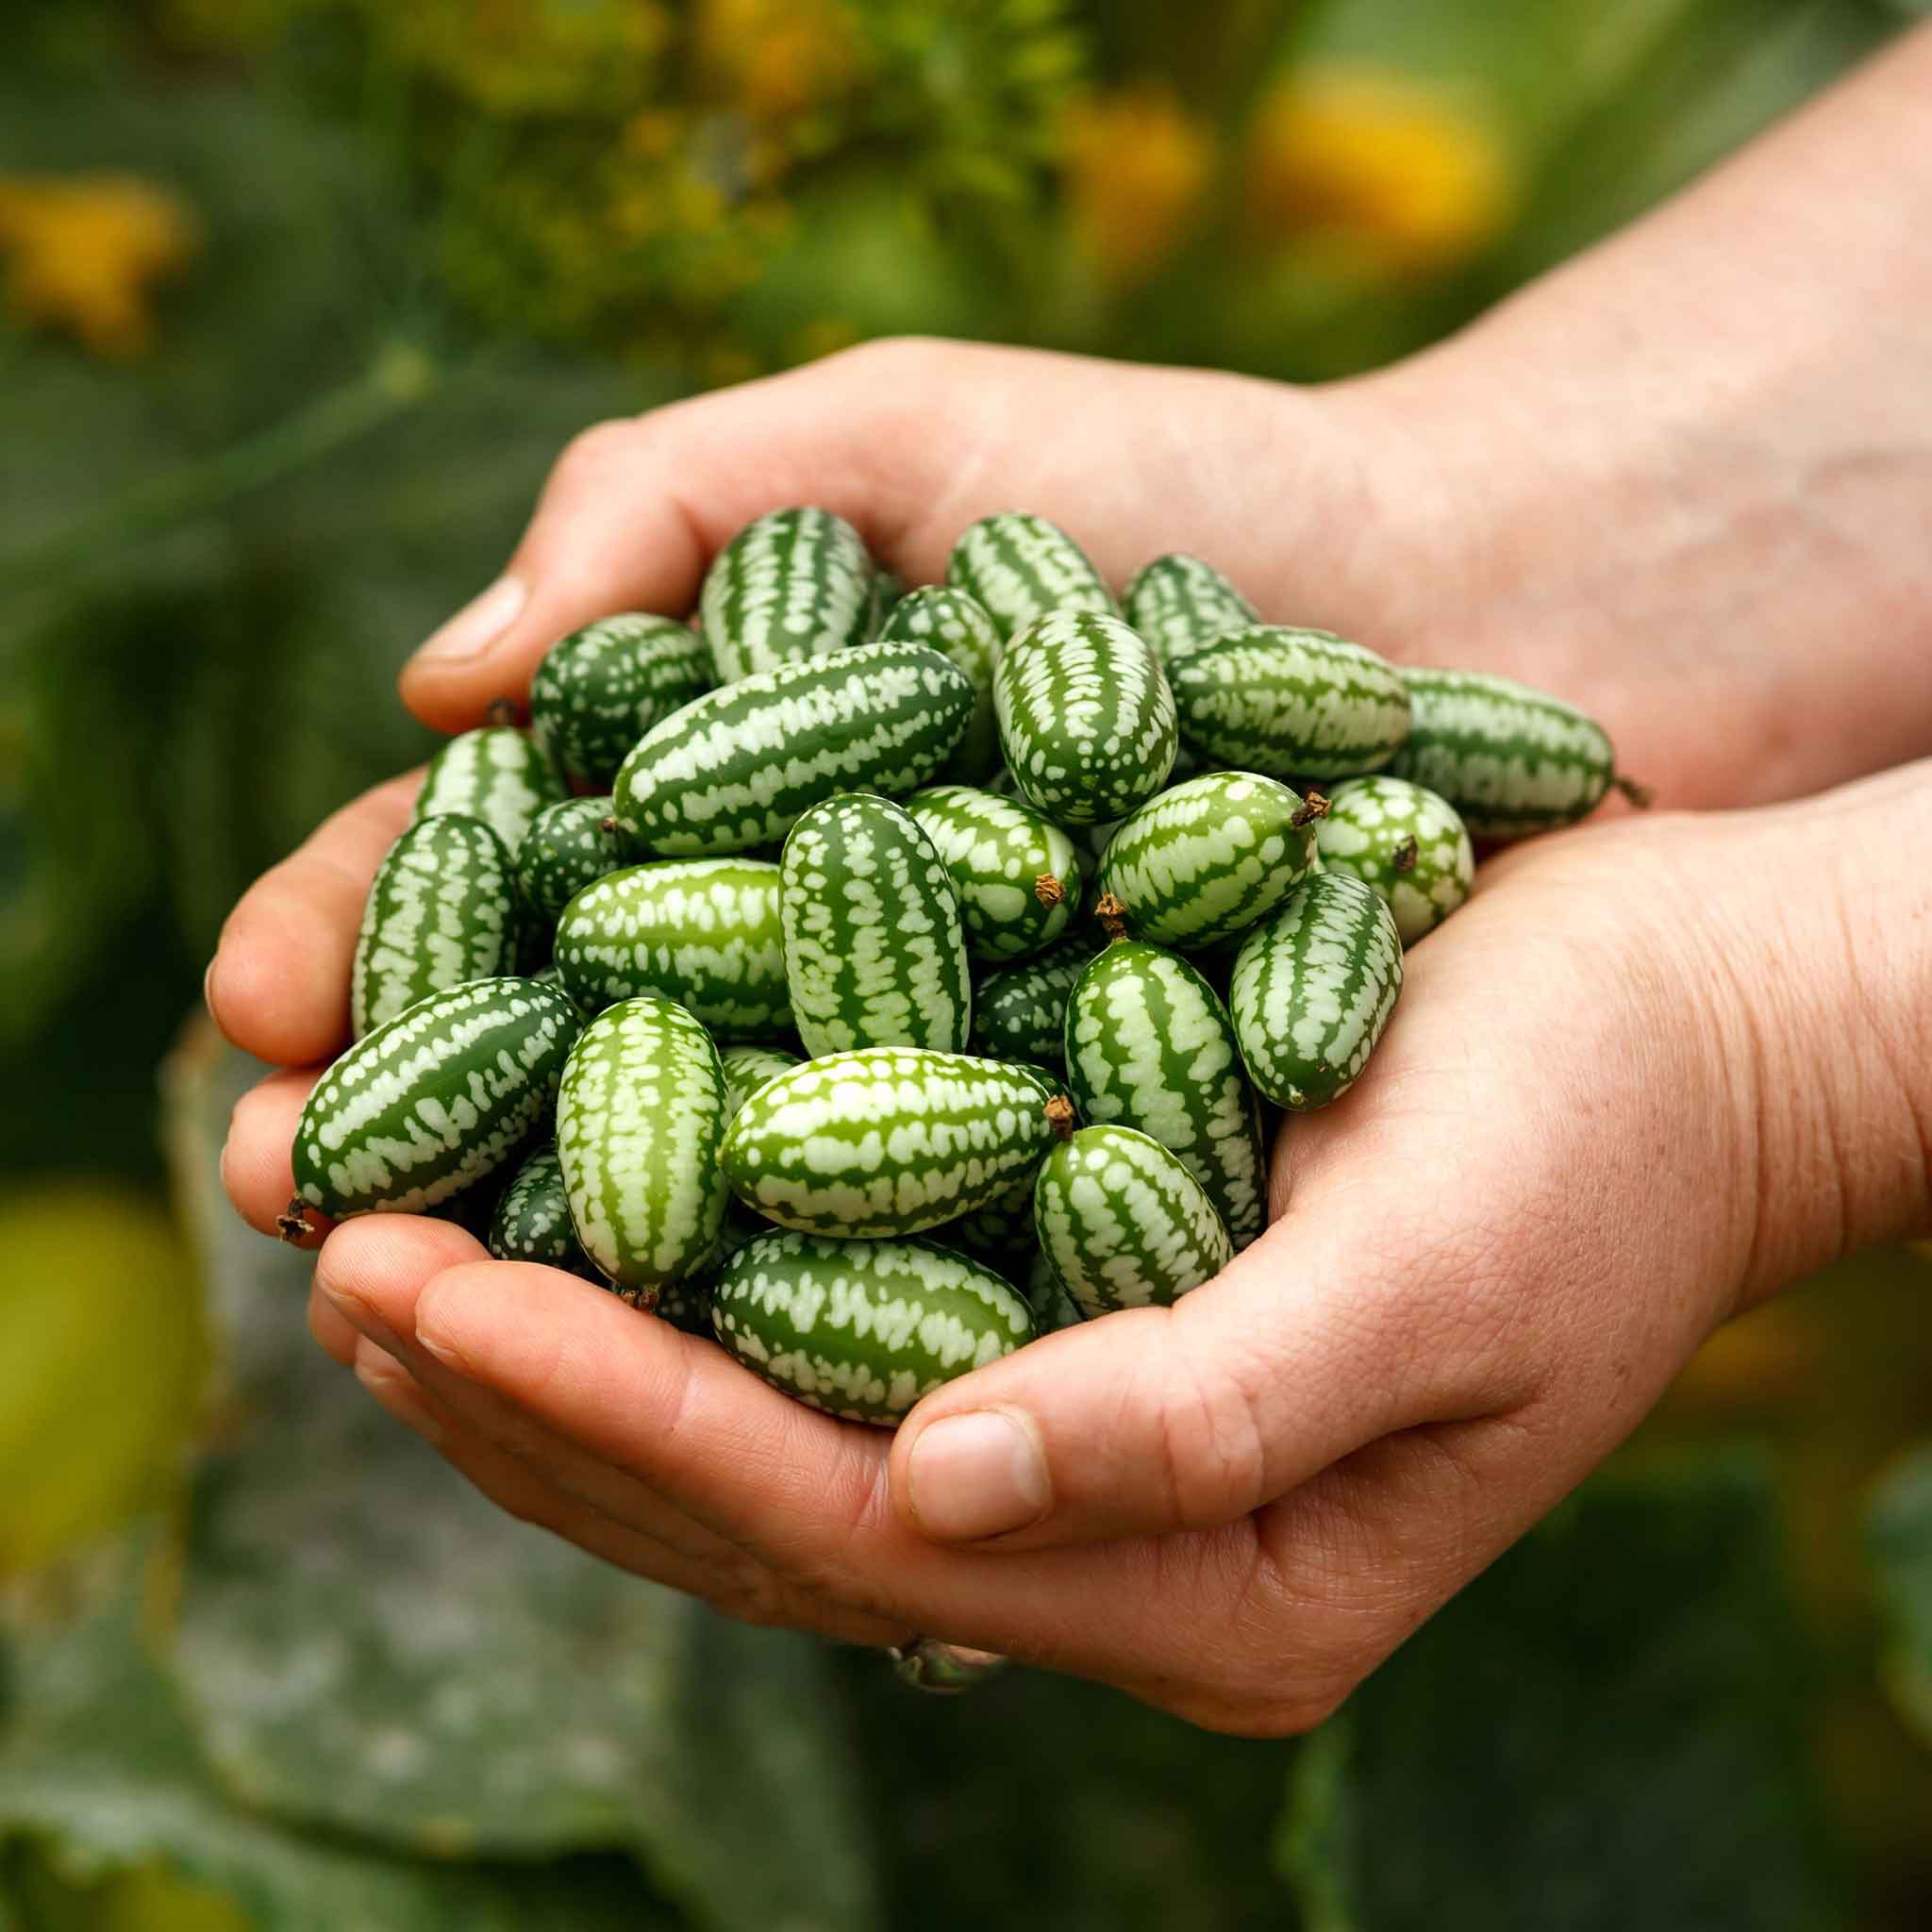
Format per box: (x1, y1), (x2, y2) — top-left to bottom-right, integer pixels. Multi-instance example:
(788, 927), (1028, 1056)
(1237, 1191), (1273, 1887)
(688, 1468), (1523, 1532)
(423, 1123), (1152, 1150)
(1278, 1456), (1845, 1932)
(1867, 1443), (1932, 1745)
(160, 1029), (879, 1931)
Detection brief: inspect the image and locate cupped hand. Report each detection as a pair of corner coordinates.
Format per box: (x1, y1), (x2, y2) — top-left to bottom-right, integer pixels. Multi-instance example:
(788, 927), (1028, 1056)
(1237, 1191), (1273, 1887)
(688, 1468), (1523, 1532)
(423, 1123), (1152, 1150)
(215, 765), (1932, 1733)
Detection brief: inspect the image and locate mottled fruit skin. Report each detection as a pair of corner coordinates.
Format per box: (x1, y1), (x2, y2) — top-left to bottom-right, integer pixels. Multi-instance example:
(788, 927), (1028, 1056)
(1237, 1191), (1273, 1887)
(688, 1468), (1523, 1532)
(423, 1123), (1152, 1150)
(414, 726), (567, 853)
(612, 640), (975, 857)
(971, 934), (1104, 1069)
(1121, 553), (1258, 665)
(874, 584), (1005, 782)
(1064, 941), (1265, 1249)
(1035, 1124), (1232, 1318)
(701, 507), (875, 683)
(488, 1145), (602, 1281)
(905, 784), (1083, 963)
(350, 814), (519, 1039)
(555, 994), (731, 1301)
(945, 510), (1117, 640)
(553, 858), (791, 1041)
(1387, 666), (1617, 841)
(1314, 775), (1474, 944)
(718, 1043), (803, 1121)
(528, 613), (713, 788)
(292, 977), (581, 1221)
(721, 1047), (1061, 1238)
(1166, 626), (1410, 782)
(780, 792), (971, 1056)
(710, 1230), (1036, 1425)
(992, 610), (1178, 825)
(1096, 771), (1317, 951)
(1229, 869), (1403, 1110)
(514, 796), (624, 928)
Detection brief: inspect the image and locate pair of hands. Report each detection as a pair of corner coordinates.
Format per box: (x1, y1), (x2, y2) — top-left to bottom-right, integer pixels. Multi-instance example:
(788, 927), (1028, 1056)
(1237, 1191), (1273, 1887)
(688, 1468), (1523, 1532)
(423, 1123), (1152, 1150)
(211, 26), (1932, 1724)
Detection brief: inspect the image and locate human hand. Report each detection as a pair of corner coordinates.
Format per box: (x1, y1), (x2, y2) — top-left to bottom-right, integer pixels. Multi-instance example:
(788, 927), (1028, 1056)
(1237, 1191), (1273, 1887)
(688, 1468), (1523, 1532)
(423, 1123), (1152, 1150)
(215, 764), (1932, 1730)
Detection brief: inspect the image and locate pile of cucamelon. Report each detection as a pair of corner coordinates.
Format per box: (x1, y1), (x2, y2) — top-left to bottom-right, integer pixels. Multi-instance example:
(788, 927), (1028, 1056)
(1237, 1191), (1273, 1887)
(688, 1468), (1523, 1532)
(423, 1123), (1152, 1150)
(289, 508), (1637, 1427)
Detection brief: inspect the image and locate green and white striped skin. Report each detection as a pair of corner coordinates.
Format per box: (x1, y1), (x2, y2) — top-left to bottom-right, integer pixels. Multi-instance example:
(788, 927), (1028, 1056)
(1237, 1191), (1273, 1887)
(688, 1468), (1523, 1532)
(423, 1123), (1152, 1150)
(865, 567), (908, 637)
(1121, 554), (1259, 665)
(513, 796), (624, 928)
(904, 784), (1082, 964)
(934, 1169), (1039, 1281)
(779, 793), (972, 1057)
(992, 610), (1178, 826)
(291, 977), (581, 1222)
(349, 815), (520, 1039)
(555, 993), (731, 1302)
(1314, 774), (1474, 945)
(553, 859), (791, 1041)
(709, 1230), (1036, 1426)
(487, 1146), (602, 1281)
(971, 933), (1104, 1068)
(700, 507), (875, 684)
(612, 640), (975, 857)
(414, 726), (568, 854)
(1386, 666), (1617, 841)
(718, 1043), (803, 1121)
(1064, 941), (1265, 1249)
(1035, 1124), (1233, 1319)
(721, 1047), (1062, 1239)
(1096, 771), (1319, 952)
(1166, 626), (1410, 782)
(1025, 1247), (1086, 1333)
(874, 585), (1004, 782)
(1229, 869), (1403, 1110)
(944, 510), (1118, 640)
(527, 614), (714, 789)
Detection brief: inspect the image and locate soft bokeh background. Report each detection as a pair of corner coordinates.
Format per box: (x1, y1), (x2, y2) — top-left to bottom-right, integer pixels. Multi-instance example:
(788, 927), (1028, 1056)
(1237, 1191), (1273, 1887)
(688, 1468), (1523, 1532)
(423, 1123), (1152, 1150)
(4, 1), (1931, 1925)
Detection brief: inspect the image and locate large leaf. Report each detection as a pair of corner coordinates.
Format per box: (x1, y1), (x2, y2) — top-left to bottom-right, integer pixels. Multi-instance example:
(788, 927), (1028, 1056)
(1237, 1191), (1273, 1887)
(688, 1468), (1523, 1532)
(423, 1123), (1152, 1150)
(160, 1024), (878, 1931)
(1867, 1443), (1932, 1746)
(1279, 1456), (1845, 1932)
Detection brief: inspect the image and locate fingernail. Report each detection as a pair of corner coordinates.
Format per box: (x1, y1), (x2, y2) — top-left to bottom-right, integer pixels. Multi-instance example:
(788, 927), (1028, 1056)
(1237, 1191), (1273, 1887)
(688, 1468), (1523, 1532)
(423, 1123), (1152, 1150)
(906, 1408), (1051, 1541)
(202, 956), (223, 1026)
(411, 574), (527, 668)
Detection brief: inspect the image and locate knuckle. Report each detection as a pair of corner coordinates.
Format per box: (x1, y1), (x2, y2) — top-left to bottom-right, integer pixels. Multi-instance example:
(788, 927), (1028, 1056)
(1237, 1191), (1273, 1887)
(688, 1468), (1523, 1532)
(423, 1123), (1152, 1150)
(1150, 1341), (1273, 1528)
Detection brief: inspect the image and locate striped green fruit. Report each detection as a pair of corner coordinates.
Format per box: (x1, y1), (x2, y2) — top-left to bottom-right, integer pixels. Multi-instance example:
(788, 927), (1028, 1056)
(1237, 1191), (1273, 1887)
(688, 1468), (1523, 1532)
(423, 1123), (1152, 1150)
(992, 610), (1178, 825)
(291, 977), (580, 1224)
(971, 932), (1104, 1068)
(488, 1145), (601, 1281)
(553, 858), (791, 1041)
(555, 993), (730, 1302)
(1387, 666), (1619, 841)
(1167, 626), (1410, 781)
(1121, 553), (1258, 665)
(414, 726), (567, 853)
(719, 1043), (803, 1120)
(866, 567), (908, 636)
(1229, 869), (1403, 1110)
(721, 1047), (1063, 1238)
(934, 1169), (1037, 1281)
(1314, 774), (1474, 945)
(1095, 771), (1318, 951)
(905, 783), (1082, 963)
(709, 1230), (1036, 1425)
(875, 585), (1004, 782)
(349, 815), (519, 1039)
(1064, 941), (1265, 1249)
(780, 793), (971, 1057)
(612, 640), (975, 857)
(528, 613), (713, 788)
(1035, 1124), (1232, 1318)
(1025, 1247), (1086, 1333)
(945, 510), (1118, 639)
(701, 507), (875, 683)
(514, 796), (624, 928)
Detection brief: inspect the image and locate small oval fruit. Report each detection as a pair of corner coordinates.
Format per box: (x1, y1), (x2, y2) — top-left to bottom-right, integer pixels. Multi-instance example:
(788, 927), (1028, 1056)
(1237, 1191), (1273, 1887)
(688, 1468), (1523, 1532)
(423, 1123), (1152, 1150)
(555, 994), (731, 1302)
(709, 1230), (1036, 1424)
(514, 796), (624, 928)
(780, 792), (971, 1057)
(905, 783), (1082, 963)
(488, 1145), (601, 1281)
(528, 614), (713, 788)
(718, 1043), (803, 1120)
(971, 933), (1104, 1069)
(350, 815), (519, 1038)
(945, 510), (1117, 639)
(701, 507), (875, 683)
(992, 610), (1178, 825)
(1035, 1124), (1232, 1318)
(1229, 869), (1403, 1109)
(1314, 774), (1474, 944)
(1121, 553), (1257, 664)
(874, 585), (1004, 782)
(414, 725), (567, 852)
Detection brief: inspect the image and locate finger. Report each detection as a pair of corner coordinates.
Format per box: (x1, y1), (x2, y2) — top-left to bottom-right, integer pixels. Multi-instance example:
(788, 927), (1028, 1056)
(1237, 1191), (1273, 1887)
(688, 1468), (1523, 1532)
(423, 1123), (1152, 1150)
(308, 1274), (360, 1363)
(207, 772), (420, 1066)
(223, 1068), (325, 1242)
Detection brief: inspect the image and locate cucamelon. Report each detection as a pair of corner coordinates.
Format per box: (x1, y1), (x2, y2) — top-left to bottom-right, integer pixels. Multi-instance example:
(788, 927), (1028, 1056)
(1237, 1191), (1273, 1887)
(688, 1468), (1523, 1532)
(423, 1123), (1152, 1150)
(701, 507), (875, 684)
(414, 726), (567, 853)
(528, 613), (713, 788)
(1121, 553), (1258, 664)
(905, 783), (1082, 963)
(945, 510), (1117, 639)
(1314, 774), (1474, 944)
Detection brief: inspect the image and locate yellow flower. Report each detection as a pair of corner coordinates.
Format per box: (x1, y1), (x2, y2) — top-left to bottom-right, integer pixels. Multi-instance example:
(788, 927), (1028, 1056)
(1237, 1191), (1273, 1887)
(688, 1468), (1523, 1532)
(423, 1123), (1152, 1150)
(695, 0), (866, 121)
(1061, 85), (1212, 287)
(1245, 64), (1513, 277)
(0, 174), (202, 358)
